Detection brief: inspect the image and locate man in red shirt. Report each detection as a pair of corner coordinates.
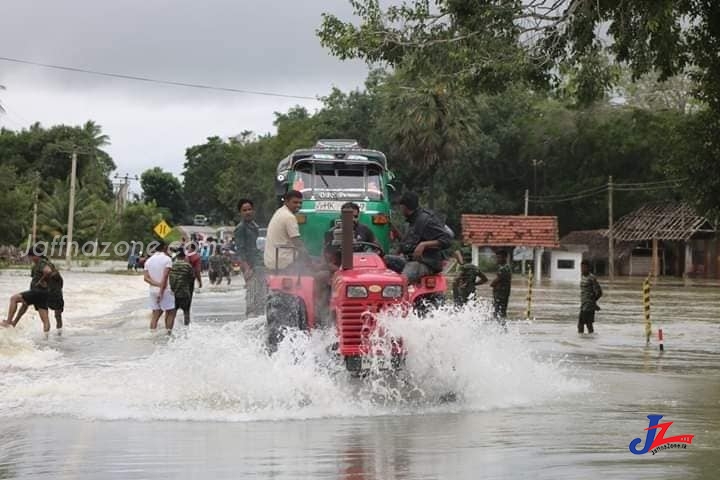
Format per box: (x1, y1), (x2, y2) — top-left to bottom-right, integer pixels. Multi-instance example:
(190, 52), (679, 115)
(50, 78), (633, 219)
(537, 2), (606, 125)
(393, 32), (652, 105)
(185, 241), (203, 291)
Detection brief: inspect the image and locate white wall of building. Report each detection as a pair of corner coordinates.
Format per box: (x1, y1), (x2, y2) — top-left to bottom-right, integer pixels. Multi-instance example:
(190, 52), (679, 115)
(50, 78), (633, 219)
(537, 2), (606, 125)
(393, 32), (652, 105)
(550, 251), (583, 283)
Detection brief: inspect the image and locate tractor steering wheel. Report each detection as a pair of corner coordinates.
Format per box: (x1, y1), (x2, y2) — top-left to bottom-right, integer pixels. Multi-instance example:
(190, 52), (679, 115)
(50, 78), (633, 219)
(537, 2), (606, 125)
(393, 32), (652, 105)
(352, 241), (385, 257)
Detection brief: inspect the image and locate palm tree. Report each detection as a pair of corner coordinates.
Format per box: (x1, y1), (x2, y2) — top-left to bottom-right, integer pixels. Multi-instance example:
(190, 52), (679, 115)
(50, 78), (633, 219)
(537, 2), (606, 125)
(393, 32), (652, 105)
(378, 75), (476, 208)
(37, 180), (115, 245)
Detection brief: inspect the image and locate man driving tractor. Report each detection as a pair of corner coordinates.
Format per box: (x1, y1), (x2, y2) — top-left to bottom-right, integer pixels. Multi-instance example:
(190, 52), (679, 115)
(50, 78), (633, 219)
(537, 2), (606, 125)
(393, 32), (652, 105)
(385, 191), (452, 284)
(323, 201), (378, 271)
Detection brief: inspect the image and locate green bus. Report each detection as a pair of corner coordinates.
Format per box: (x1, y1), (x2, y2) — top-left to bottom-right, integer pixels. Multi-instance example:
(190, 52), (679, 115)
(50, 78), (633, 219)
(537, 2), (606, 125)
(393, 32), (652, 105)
(274, 139), (395, 256)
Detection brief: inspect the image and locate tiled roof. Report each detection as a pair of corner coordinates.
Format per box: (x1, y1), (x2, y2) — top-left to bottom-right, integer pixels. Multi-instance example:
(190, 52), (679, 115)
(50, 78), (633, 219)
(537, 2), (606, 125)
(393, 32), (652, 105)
(461, 215), (560, 248)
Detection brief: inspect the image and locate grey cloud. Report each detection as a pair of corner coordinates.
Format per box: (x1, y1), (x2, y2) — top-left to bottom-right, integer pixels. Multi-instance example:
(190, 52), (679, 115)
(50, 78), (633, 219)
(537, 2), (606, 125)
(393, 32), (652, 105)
(1, 0), (368, 98)
(0, 0), (370, 177)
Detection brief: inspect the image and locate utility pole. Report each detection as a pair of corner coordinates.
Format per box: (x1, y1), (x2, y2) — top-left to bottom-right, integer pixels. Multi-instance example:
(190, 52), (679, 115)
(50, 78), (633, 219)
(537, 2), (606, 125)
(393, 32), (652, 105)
(66, 149), (78, 270)
(608, 175), (614, 282)
(522, 189), (529, 275)
(113, 173), (139, 212)
(31, 171), (39, 244)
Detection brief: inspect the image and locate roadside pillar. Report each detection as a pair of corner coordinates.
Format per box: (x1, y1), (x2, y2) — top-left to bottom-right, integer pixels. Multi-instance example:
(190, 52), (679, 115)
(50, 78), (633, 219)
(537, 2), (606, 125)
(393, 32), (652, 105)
(652, 238), (659, 278)
(533, 247), (543, 286)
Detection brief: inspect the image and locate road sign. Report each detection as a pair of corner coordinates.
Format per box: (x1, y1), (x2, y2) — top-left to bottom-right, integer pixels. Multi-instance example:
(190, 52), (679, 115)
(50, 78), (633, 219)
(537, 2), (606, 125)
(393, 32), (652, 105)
(153, 220), (172, 239)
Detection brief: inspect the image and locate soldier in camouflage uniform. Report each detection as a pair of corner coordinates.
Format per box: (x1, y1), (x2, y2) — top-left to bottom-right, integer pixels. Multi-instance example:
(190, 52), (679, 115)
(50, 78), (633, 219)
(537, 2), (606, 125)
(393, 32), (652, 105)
(221, 250), (232, 285)
(2, 243), (57, 333)
(208, 248), (224, 285)
(579, 260), (603, 334)
(452, 250), (488, 306)
(234, 198), (267, 318)
(490, 250), (512, 322)
(169, 249), (196, 325)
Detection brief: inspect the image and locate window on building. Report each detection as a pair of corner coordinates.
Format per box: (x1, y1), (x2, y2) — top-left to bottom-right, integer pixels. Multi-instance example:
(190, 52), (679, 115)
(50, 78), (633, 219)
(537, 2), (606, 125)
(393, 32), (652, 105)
(557, 259), (575, 269)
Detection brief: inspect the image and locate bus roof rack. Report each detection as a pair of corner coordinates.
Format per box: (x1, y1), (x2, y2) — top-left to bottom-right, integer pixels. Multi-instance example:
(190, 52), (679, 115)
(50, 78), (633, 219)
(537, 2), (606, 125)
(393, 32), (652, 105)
(315, 139), (360, 149)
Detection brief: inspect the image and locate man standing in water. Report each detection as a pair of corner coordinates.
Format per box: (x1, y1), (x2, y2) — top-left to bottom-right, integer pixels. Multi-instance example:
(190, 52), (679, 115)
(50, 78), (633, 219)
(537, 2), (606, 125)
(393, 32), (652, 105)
(169, 249), (196, 326)
(234, 198), (266, 317)
(11, 266), (64, 333)
(1, 243), (58, 334)
(490, 250), (512, 322)
(209, 248), (224, 285)
(143, 242), (176, 333)
(579, 260), (603, 334)
(185, 241), (203, 291)
(452, 249), (488, 306)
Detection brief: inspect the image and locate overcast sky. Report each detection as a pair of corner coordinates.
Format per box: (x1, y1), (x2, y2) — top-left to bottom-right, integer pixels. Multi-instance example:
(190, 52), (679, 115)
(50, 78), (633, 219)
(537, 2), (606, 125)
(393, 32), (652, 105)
(0, 0), (369, 182)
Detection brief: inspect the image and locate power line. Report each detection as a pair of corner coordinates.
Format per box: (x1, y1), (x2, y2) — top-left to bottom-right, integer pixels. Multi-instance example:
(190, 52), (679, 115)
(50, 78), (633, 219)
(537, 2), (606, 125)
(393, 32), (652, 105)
(615, 184), (684, 192)
(530, 190), (607, 203)
(614, 178), (687, 187)
(529, 177), (684, 203)
(0, 55), (320, 101)
(529, 184), (607, 201)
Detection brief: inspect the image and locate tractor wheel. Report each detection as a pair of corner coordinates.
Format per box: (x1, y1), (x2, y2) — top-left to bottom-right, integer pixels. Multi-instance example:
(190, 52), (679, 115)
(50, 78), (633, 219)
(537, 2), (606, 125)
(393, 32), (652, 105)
(265, 293), (307, 354)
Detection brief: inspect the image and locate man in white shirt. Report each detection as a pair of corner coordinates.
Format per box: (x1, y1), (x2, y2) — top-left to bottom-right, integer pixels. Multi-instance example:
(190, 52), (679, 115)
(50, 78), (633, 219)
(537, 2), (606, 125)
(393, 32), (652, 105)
(143, 242), (176, 332)
(264, 190), (309, 271)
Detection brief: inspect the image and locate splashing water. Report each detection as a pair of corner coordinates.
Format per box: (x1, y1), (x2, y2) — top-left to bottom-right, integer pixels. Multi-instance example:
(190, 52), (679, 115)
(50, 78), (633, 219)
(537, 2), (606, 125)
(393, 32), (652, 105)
(0, 296), (588, 422)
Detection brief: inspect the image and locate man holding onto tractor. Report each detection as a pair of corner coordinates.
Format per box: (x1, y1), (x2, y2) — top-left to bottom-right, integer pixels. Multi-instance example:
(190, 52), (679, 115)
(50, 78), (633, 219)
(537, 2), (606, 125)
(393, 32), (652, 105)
(264, 190), (310, 272)
(385, 191), (451, 284)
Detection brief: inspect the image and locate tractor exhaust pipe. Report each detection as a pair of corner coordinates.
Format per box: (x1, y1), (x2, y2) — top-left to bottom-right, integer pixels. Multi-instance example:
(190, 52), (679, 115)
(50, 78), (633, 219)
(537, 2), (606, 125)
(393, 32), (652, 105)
(341, 206), (354, 270)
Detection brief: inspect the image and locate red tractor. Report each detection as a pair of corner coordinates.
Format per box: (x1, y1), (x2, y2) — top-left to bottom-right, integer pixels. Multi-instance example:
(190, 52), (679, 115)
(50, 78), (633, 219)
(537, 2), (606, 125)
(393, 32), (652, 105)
(265, 207), (447, 373)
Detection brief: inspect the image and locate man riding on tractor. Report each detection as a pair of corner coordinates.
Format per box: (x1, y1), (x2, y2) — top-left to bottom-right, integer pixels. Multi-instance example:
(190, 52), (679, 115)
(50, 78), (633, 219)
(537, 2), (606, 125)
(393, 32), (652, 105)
(385, 191), (452, 284)
(263, 141), (451, 372)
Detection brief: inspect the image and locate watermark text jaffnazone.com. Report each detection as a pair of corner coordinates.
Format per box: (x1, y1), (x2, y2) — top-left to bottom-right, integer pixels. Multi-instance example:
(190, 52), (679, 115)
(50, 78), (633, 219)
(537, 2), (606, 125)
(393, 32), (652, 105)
(24, 236), (211, 258)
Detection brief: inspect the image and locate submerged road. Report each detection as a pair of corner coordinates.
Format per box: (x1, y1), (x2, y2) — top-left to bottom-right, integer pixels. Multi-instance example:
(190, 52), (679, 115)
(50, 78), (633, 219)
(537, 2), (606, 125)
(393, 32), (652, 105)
(0, 269), (718, 479)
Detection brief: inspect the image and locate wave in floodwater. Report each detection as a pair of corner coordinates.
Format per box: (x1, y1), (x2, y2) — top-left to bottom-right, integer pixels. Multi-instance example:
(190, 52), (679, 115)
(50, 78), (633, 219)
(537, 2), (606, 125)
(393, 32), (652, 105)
(0, 301), (589, 422)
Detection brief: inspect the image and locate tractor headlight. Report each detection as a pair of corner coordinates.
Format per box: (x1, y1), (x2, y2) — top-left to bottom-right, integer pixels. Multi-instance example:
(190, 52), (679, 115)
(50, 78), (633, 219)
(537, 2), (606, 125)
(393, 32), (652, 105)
(382, 285), (403, 299)
(347, 286), (368, 298)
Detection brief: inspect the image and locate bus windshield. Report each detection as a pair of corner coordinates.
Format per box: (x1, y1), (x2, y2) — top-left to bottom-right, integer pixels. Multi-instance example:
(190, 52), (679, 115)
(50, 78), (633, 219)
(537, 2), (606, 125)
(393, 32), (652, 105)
(291, 163), (384, 201)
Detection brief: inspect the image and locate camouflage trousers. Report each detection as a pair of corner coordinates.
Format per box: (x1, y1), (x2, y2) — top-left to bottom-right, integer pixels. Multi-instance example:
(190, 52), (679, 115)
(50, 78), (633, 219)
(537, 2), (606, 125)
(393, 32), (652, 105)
(245, 268), (267, 318)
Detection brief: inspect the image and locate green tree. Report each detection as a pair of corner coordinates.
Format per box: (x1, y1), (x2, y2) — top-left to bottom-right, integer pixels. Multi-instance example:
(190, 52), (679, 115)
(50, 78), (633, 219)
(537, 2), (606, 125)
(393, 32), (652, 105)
(183, 136), (234, 223)
(0, 164), (33, 245)
(36, 180), (115, 244)
(374, 73), (476, 208)
(0, 121), (115, 199)
(319, 1), (720, 216)
(113, 201), (167, 247)
(318, 0), (546, 95)
(140, 167), (187, 222)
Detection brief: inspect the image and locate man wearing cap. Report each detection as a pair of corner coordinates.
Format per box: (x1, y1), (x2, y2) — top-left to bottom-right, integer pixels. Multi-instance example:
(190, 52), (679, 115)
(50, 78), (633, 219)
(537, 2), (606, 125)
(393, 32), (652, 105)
(385, 191), (451, 284)
(2, 243), (57, 333)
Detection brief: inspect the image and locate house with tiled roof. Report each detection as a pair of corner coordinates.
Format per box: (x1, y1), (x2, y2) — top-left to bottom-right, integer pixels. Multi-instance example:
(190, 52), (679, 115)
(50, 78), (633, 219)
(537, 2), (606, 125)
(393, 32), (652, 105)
(461, 214), (560, 283)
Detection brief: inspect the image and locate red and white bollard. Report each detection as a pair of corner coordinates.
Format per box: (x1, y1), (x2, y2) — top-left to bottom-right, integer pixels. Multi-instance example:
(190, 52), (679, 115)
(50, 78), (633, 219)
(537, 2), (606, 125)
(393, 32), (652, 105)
(658, 328), (664, 352)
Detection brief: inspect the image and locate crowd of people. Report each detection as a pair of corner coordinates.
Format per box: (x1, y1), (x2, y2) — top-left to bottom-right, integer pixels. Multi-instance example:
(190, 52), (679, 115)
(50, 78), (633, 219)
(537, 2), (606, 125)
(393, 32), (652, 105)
(2, 191), (602, 336)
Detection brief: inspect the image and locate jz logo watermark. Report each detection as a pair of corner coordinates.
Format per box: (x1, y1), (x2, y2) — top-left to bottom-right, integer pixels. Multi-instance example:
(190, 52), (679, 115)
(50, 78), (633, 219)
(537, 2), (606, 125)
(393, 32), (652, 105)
(629, 414), (694, 455)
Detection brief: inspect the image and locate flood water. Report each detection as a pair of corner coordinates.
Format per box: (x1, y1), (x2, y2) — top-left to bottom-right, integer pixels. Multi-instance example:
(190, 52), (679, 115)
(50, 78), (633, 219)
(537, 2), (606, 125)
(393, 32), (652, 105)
(0, 268), (718, 479)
